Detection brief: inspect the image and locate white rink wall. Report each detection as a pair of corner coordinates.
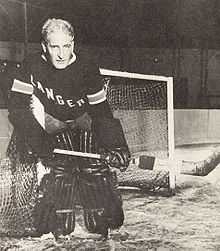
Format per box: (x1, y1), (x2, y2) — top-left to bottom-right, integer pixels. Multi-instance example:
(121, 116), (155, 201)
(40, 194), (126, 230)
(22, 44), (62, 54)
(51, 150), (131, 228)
(0, 109), (12, 158)
(174, 109), (220, 146)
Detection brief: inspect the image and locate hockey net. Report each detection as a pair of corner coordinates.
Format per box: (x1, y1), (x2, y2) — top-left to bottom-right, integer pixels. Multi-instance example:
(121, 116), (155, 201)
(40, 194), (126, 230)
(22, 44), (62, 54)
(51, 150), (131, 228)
(100, 69), (175, 191)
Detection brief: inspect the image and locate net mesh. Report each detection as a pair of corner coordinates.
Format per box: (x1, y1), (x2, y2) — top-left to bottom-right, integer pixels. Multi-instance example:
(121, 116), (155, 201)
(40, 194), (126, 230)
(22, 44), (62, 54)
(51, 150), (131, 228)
(117, 166), (169, 191)
(105, 76), (171, 190)
(0, 135), (38, 236)
(105, 77), (169, 158)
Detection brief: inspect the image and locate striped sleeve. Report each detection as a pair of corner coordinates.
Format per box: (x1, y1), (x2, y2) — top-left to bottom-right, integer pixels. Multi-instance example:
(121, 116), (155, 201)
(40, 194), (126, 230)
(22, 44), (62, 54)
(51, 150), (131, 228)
(86, 88), (106, 105)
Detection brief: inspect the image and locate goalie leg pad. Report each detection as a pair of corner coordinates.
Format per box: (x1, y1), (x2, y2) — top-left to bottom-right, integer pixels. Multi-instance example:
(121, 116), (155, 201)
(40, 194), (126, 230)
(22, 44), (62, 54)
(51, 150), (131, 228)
(79, 169), (124, 235)
(33, 167), (77, 236)
(53, 168), (77, 236)
(33, 173), (57, 235)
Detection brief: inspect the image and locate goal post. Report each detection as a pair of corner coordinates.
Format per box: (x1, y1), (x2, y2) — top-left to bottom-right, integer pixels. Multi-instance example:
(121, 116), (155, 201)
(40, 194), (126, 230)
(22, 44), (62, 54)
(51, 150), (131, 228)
(100, 68), (176, 190)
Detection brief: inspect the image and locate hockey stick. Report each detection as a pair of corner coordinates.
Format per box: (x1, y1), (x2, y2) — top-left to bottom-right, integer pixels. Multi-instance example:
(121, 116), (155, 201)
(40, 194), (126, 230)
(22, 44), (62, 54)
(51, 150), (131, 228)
(53, 148), (103, 159)
(53, 148), (174, 171)
(53, 148), (158, 166)
(53, 148), (168, 167)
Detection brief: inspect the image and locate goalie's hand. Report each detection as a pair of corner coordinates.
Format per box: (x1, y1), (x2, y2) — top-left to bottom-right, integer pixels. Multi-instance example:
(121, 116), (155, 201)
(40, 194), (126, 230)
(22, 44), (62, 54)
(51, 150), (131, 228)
(102, 147), (131, 172)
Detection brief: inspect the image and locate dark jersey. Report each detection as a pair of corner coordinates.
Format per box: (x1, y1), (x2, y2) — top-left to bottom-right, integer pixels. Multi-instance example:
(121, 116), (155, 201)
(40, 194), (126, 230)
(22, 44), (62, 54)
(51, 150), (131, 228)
(8, 52), (113, 156)
(12, 53), (110, 121)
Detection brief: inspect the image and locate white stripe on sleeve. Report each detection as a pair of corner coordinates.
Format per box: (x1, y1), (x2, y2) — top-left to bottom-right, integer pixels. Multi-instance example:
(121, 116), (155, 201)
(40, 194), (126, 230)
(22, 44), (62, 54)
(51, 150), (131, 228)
(86, 88), (106, 105)
(11, 79), (34, 95)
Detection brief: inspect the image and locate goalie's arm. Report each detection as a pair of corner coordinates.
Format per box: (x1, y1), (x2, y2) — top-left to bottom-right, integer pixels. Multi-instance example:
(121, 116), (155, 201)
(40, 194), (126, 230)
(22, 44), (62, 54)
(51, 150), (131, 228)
(85, 85), (131, 170)
(91, 114), (131, 171)
(87, 99), (114, 119)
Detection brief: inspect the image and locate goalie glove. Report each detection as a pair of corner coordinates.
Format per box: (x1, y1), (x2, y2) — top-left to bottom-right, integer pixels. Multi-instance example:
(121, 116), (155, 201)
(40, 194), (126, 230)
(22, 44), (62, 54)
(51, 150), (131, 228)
(101, 146), (131, 172)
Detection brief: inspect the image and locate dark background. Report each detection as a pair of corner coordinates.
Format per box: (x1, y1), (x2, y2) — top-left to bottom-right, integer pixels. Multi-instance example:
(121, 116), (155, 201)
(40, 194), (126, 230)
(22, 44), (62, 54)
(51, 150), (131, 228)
(1, 0), (220, 109)
(0, 0), (219, 48)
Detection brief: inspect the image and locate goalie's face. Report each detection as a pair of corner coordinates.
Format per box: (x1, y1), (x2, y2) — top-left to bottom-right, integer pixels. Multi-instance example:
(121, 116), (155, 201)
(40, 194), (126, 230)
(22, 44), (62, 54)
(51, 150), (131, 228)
(42, 31), (74, 69)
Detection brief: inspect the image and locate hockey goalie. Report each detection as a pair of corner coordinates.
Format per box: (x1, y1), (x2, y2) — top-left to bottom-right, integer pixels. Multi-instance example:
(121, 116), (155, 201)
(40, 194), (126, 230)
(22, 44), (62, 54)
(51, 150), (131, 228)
(7, 18), (130, 239)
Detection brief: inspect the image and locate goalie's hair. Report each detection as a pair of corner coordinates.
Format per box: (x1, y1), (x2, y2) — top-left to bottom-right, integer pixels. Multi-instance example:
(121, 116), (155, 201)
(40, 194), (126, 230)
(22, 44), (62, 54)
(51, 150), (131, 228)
(41, 18), (74, 43)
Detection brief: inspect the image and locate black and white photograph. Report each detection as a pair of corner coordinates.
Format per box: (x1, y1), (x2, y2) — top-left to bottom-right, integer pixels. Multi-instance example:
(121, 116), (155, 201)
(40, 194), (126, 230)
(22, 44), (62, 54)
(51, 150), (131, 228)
(0, 1), (220, 250)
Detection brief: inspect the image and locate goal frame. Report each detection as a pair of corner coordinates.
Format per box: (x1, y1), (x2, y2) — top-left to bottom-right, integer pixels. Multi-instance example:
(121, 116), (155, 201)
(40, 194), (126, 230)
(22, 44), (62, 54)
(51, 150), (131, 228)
(100, 68), (176, 190)
(99, 68), (175, 161)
